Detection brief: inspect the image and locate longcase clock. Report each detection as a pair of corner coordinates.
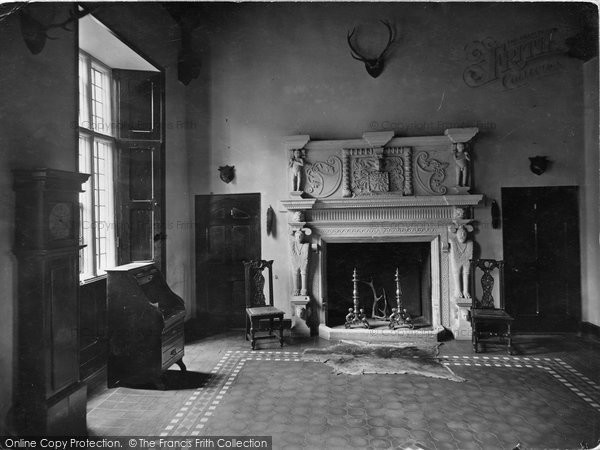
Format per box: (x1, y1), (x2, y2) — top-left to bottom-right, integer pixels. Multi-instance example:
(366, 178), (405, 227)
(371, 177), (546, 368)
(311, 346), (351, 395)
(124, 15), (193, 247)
(13, 168), (89, 435)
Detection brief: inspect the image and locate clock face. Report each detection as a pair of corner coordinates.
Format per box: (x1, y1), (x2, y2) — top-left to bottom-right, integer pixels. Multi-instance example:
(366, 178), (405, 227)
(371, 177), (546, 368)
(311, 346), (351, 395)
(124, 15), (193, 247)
(48, 202), (73, 240)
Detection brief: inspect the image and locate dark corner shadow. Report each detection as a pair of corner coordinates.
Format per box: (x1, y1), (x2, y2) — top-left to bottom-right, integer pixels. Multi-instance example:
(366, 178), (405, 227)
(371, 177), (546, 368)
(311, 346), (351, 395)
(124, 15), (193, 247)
(117, 371), (223, 391)
(160, 369), (214, 390)
(504, 333), (578, 356)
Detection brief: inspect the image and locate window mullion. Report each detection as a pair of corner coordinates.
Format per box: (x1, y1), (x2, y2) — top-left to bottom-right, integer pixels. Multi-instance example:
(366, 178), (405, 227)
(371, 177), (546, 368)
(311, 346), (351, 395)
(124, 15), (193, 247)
(83, 56), (95, 277)
(86, 55), (93, 130)
(90, 137), (99, 277)
(87, 55), (99, 277)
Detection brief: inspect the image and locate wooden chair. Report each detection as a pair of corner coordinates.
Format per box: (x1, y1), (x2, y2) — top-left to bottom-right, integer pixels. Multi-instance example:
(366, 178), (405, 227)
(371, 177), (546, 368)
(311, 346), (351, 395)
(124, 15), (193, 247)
(243, 259), (285, 350)
(469, 259), (515, 354)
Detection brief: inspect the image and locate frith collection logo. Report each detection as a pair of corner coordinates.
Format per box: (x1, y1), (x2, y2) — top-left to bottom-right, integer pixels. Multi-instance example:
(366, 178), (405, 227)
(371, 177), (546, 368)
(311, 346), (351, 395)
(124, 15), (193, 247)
(463, 28), (564, 90)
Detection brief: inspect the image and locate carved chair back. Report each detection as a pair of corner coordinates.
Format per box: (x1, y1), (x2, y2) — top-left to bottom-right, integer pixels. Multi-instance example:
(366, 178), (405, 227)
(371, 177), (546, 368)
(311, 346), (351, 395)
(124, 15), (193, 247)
(243, 259), (274, 308)
(469, 259), (506, 310)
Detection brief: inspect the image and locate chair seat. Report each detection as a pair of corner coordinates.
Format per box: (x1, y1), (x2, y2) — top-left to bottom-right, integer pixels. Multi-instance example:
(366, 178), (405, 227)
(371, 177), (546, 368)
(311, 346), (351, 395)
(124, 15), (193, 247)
(472, 308), (514, 320)
(247, 306), (284, 317)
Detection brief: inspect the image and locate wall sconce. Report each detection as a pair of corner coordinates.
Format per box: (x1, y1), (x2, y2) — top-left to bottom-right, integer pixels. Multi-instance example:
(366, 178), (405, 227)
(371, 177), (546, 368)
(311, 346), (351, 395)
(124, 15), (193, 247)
(529, 156), (550, 175)
(491, 200), (501, 229)
(218, 165), (235, 183)
(266, 205), (275, 236)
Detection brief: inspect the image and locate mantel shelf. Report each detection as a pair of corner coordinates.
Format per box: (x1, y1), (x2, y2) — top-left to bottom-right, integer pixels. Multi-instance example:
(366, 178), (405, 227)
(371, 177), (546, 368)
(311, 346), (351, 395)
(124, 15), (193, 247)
(281, 194), (484, 211)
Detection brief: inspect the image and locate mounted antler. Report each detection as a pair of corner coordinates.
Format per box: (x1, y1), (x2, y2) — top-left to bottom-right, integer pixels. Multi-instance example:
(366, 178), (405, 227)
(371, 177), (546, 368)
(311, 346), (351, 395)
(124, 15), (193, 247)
(19, 6), (94, 55)
(359, 278), (389, 320)
(347, 20), (395, 78)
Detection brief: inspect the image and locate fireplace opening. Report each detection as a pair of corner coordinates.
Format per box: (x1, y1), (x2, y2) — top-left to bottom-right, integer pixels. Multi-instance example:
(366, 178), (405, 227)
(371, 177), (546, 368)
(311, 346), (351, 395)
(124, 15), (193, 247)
(326, 242), (432, 328)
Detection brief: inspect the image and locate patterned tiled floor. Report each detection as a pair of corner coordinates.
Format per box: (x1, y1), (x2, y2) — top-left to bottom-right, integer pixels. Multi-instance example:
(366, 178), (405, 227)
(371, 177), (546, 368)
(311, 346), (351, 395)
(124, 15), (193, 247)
(87, 332), (600, 449)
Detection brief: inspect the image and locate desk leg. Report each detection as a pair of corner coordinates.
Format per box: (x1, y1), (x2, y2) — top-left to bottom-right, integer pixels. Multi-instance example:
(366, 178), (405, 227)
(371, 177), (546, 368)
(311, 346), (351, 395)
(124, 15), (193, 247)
(176, 359), (187, 372)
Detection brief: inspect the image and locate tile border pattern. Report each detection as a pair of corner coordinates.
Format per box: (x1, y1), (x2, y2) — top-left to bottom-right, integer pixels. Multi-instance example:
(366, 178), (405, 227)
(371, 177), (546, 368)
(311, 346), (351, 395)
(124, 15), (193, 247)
(161, 351), (302, 436)
(160, 351), (600, 436)
(440, 355), (600, 412)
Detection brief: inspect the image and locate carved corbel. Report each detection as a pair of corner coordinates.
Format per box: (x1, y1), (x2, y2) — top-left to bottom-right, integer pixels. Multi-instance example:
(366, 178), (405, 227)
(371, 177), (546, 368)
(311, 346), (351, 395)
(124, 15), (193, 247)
(362, 131), (395, 148)
(444, 128), (479, 144)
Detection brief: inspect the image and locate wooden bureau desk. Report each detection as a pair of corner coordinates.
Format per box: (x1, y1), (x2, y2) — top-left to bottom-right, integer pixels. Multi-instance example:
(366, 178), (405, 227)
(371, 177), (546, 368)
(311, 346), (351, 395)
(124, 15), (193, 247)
(107, 262), (186, 388)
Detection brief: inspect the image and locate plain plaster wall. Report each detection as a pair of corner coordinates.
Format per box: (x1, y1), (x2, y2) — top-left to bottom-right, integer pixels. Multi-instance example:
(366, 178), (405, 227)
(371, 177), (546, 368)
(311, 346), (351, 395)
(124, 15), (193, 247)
(582, 56), (600, 326)
(0, 3), (78, 433)
(187, 3), (594, 322)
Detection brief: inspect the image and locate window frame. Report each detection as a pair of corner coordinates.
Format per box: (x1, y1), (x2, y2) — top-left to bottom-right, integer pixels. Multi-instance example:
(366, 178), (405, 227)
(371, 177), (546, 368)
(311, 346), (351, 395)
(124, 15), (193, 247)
(78, 51), (117, 283)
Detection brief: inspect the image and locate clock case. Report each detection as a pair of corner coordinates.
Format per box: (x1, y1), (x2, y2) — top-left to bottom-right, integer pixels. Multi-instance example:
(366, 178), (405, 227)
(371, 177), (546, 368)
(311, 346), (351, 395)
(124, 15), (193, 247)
(12, 168), (90, 435)
(14, 169), (88, 251)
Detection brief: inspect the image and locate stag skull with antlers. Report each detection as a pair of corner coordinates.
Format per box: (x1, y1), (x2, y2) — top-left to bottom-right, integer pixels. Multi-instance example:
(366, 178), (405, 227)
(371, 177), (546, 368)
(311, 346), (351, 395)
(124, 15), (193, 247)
(19, 5), (94, 55)
(347, 20), (395, 78)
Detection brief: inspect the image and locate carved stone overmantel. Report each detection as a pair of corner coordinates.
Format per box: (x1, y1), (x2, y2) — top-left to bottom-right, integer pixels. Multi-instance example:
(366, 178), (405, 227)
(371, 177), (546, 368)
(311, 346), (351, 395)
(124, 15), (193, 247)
(284, 128), (479, 200)
(280, 128), (484, 340)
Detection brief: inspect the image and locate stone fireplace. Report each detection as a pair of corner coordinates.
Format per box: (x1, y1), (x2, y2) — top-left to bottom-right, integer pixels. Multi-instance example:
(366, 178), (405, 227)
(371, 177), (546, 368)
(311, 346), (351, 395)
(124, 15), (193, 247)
(326, 240), (432, 328)
(281, 129), (483, 341)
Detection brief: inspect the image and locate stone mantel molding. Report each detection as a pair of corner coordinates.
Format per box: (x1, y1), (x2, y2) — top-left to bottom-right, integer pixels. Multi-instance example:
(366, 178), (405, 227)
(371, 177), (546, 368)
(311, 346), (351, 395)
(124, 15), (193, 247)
(281, 195), (483, 211)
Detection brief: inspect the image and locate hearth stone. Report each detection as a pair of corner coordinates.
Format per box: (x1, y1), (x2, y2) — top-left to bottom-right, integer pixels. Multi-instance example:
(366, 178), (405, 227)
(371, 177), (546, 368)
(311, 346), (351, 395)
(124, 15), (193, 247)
(319, 323), (445, 344)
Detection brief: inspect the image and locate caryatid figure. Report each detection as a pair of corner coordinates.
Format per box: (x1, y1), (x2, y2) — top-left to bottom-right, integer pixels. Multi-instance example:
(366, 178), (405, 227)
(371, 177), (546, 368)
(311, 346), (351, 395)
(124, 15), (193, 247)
(289, 149), (305, 192)
(449, 224), (474, 299)
(453, 143), (471, 187)
(290, 228), (312, 296)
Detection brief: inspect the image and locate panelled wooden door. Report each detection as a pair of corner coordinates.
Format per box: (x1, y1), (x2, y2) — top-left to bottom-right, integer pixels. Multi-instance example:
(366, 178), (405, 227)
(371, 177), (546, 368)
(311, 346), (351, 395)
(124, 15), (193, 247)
(502, 186), (581, 331)
(195, 194), (261, 327)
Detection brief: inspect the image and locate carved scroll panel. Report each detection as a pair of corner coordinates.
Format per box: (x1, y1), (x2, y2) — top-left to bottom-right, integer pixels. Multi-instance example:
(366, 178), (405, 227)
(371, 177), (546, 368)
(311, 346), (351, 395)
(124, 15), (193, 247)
(304, 156), (342, 198)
